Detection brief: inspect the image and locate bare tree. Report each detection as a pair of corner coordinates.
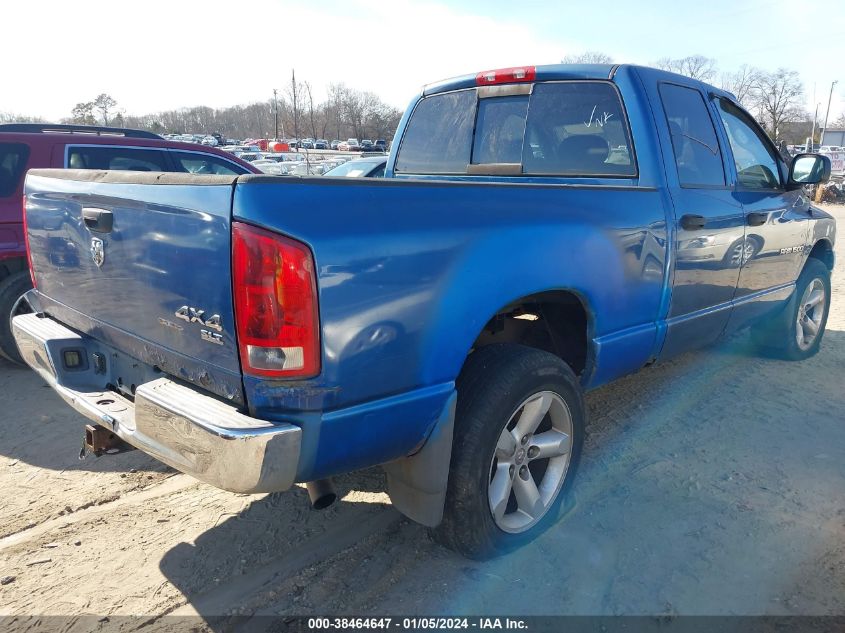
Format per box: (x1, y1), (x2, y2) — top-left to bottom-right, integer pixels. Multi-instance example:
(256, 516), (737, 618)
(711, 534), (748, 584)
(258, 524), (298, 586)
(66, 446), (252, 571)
(343, 89), (366, 140)
(720, 65), (762, 109)
(327, 83), (347, 140)
(0, 112), (47, 124)
(562, 51), (613, 64)
(752, 68), (805, 138)
(287, 69), (304, 142)
(87, 82), (403, 142)
(93, 93), (117, 125)
(654, 55), (718, 81)
(304, 81), (317, 140)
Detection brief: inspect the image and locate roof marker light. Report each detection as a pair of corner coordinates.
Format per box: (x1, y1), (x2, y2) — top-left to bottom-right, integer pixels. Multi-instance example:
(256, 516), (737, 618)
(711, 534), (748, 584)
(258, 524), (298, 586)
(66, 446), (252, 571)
(475, 66), (536, 86)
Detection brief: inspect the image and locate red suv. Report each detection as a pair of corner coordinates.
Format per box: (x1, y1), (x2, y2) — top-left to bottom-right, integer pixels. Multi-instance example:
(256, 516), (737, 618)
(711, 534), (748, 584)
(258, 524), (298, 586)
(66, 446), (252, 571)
(0, 123), (259, 363)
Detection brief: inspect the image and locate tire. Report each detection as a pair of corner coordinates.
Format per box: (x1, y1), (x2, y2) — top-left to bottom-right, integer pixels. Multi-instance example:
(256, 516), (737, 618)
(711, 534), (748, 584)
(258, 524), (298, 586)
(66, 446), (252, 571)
(432, 344), (585, 559)
(751, 258), (831, 361)
(0, 271), (34, 365)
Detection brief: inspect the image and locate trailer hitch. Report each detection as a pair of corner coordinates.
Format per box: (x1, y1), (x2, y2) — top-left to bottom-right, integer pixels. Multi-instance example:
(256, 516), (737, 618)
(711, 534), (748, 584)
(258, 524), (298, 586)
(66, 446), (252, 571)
(79, 424), (135, 460)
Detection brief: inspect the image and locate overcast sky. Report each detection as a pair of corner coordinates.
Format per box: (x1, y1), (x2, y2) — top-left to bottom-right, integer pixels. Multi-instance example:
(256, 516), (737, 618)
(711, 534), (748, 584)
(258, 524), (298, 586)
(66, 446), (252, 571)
(4, 0), (843, 123)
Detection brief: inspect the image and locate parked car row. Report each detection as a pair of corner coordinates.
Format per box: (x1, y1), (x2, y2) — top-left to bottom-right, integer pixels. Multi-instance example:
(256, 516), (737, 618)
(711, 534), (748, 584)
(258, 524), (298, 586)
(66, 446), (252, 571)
(335, 138), (388, 152)
(787, 144), (845, 155)
(162, 133), (224, 146)
(157, 133), (390, 155)
(245, 152), (387, 178)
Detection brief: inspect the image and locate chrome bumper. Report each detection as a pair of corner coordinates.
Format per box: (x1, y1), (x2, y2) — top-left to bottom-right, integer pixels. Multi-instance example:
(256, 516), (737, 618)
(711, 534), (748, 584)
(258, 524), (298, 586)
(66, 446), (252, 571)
(12, 312), (301, 494)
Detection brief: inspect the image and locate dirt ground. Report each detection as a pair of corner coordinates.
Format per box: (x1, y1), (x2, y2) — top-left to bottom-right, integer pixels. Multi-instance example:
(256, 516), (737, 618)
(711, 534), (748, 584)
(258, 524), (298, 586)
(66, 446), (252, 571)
(1, 205), (844, 626)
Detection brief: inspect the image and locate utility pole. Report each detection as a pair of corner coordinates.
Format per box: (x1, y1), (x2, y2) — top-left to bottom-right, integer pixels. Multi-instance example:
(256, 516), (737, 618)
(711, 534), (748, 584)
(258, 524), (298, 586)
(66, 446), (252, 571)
(810, 102), (819, 149)
(820, 79), (838, 147)
(273, 88), (279, 141)
(291, 69), (299, 153)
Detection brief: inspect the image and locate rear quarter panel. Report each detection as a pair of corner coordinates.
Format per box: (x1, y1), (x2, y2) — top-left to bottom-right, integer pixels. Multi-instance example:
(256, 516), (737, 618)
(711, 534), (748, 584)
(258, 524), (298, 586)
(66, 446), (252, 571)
(234, 176), (671, 417)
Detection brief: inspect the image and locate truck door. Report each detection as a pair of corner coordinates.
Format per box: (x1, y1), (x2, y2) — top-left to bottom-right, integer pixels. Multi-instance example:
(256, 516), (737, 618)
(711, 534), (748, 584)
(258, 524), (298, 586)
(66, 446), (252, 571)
(653, 82), (745, 359)
(713, 98), (812, 330)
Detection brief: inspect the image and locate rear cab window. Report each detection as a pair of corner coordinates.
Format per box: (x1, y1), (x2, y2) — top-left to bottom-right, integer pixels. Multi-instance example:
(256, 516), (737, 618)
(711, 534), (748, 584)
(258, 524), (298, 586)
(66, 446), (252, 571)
(395, 80), (636, 178)
(0, 143), (31, 198)
(394, 89), (476, 174)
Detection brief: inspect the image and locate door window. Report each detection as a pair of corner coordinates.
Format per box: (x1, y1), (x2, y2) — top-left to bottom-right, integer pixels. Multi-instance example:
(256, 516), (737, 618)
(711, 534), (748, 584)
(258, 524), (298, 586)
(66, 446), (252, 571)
(659, 84), (725, 187)
(67, 146), (170, 172)
(170, 151), (248, 175)
(0, 143), (30, 197)
(717, 100), (782, 190)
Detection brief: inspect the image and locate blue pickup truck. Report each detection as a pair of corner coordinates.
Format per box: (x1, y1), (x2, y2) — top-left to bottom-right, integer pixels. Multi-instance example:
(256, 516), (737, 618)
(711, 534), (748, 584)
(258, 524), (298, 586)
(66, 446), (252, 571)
(14, 64), (834, 559)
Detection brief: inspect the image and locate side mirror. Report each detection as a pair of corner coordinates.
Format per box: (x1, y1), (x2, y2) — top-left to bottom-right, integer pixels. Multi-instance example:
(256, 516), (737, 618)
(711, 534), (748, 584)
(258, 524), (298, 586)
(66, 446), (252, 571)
(788, 153), (831, 188)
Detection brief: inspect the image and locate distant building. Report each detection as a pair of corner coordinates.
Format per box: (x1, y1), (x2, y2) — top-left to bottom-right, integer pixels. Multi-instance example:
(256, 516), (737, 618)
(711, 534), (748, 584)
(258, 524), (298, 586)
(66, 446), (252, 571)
(820, 128), (845, 147)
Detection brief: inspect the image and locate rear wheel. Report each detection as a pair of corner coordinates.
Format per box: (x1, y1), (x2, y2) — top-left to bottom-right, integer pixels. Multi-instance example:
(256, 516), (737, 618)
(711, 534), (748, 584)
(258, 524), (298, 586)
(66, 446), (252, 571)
(752, 258), (830, 360)
(0, 271), (33, 364)
(432, 344), (584, 559)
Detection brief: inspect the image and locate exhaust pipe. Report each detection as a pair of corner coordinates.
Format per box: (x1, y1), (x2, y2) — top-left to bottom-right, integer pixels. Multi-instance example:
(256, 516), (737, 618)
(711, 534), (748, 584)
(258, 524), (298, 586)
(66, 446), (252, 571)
(305, 479), (337, 510)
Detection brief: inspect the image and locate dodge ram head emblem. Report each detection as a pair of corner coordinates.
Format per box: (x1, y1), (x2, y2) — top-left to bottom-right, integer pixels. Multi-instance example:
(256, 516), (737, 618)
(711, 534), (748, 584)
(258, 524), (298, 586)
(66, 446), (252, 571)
(90, 238), (105, 268)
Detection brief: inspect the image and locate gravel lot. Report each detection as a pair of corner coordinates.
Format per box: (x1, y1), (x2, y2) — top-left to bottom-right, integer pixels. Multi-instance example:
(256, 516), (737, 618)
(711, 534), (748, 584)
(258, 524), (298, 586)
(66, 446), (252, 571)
(1, 205), (843, 626)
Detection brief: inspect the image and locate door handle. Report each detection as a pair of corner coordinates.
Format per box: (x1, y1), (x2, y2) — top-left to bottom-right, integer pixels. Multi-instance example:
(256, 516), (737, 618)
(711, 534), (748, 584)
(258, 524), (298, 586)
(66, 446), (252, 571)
(82, 208), (113, 233)
(747, 212), (768, 227)
(680, 214), (706, 230)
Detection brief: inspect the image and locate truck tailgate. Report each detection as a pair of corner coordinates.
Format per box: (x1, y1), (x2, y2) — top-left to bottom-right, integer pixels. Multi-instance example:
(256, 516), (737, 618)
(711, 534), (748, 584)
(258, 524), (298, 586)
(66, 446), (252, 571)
(24, 170), (243, 402)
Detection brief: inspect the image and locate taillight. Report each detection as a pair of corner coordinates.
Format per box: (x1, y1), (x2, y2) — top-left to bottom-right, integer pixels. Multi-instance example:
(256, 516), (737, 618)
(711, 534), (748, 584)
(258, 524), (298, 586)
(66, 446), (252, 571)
(475, 66), (536, 86)
(232, 222), (320, 378)
(22, 195), (36, 288)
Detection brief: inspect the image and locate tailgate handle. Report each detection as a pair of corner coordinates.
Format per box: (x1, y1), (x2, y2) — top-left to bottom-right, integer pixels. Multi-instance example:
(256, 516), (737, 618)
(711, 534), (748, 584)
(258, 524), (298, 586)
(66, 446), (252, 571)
(82, 208), (113, 233)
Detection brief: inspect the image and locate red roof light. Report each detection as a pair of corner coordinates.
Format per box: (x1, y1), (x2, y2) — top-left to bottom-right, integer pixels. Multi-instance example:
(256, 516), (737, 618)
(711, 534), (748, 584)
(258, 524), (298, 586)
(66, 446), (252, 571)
(475, 66), (536, 86)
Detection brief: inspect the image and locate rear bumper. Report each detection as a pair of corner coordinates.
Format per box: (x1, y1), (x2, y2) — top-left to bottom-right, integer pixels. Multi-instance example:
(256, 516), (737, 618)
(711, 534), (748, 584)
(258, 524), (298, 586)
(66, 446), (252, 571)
(12, 312), (301, 493)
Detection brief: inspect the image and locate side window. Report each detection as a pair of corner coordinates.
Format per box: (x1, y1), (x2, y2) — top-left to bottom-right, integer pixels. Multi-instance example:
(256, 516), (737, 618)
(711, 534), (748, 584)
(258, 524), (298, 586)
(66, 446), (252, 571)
(170, 152), (247, 175)
(717, 100), (781, 190)
(472, 96), (528, 164)
(522, 82), (635, 176)
(659, 84), (725, 187)
(369, 163), (386, 178)
(67, 146), (170, 172)
(0, 143), (30, 197)
(395, 90), (476, 174)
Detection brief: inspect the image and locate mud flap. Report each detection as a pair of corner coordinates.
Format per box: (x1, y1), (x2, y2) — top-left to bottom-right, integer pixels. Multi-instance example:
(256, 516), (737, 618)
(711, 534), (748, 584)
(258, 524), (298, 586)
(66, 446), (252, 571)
(384, 392), (456, 527)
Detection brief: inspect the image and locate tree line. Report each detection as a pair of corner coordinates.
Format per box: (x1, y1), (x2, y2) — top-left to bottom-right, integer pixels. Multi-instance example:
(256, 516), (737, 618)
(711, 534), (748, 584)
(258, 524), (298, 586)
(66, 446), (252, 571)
(3, 60), (841, 143)
(55, 74), (404, 143)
